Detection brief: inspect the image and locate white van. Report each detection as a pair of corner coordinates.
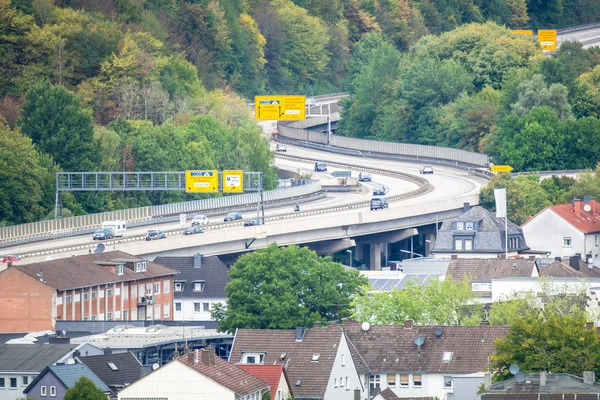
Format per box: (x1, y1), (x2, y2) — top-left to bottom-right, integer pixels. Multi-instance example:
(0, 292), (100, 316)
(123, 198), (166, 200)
(102, 220), (127, 237)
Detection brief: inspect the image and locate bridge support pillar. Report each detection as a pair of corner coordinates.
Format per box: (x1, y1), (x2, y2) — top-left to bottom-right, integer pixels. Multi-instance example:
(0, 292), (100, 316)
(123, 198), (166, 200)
(355, 244), (364, 264)
(425, 233), (436, 257)
(370, 243), (382, 271)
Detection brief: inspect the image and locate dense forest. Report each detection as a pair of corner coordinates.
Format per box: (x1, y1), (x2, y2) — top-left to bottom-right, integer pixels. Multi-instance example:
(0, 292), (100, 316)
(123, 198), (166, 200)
(1, 0), (600, 225)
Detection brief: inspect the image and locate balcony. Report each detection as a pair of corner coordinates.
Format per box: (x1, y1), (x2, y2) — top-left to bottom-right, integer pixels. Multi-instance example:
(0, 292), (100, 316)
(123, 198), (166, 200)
(137, 295), (153, 306)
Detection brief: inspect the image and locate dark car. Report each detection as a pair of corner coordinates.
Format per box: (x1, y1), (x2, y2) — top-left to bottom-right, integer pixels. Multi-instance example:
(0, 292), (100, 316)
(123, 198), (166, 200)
(224, 212), (243, 222)
(358, 172), (372, 182)
(372, 185), (386, 196)
(2, 255), (20, 263)
(184, 227), (204, 235)
(314, 161), (327, 172)
(93, 228), (114, 240)
(243, 219), (259, 227)
(146, 230), (167, 241)
(370, 197), (389, 211)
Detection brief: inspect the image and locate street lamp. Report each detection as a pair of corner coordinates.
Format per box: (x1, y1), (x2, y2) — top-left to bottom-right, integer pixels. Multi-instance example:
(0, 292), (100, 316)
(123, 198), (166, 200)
(400, 249), (424, 259)
(346, 249), (353, 268)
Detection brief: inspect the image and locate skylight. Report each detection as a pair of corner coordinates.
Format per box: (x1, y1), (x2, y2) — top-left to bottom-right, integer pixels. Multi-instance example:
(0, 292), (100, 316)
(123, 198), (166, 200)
(107, 362), (118, 371)
(312, 353), (320, 361)
(442, 352), (453, 362)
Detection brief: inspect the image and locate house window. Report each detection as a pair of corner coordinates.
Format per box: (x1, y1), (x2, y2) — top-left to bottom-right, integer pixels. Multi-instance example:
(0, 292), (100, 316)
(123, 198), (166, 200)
(596, 235), (599, 246)
(243, 353), (265, 364)
(203, 302), (210, 312)
(312, 354), (320, 362)
(22, 376), (28, 386)
(387, 374), (396, 387)
(175, 282), (184, 291)
(175, 302), (182, 312)
(107, 312), (112, 320)
(40, 386), (47, 396)
(413, 374), (422, 387)
(91, 315), (97, 321)
(50, 386), (56, 396)
(135, 261), (147, 272)
(194, 303), (200, 312)
(83, 293), (89, 300)
(369, 375), (381, 392)
(455, 238), (463, 251)
(400, 374), (409, 387)
(163, 280), (170, 293)
(444, 376), (453, 389)
(91, 291), (97, 299)
(334, 378), (338, 388)
(10, 378), (17, 388)
(154, 304), (160, 319)
(564, 237), (572, 247)
(466, 221), (474, 230)
(146, 284), (152, 295)
(0, 378), (4, 388)
(106, 288), (112, 296)
(193, 281), (205, 292)
(345, 376), (349, 389)
(154, 282), (160, 294)
(131, 285), (137, 298)
(472, 283), (491, 291)
(341, 354), (345, 366)
(456, 222), (464, 230)
(65, 295), (72, 303)
(163, 303), (170, 318)
(464, 239), (473, 251)
(123, 310), (128, 320)
(117, 264), (124, 275)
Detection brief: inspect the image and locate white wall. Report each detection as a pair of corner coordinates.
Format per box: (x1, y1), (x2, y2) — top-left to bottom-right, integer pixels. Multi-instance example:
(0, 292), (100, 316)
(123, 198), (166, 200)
(0, 373), (36, 400)
(434, 252), (520, 259)
(584, 233), (600, 259)
(522, 209), (585, 258)
(274, 372), (291, 400)
(173, 298), (225, 321)
(323, 335), (364, 400)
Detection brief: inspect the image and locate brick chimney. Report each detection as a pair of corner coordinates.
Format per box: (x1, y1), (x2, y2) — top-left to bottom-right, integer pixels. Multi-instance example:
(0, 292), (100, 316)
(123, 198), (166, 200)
(575, 199), (582, 217)
(451, 254), (458, 260)
(404, 320), (413, 329)
(187, 351), (194, 364)
(201, 346), (216, 365)
(570, 254), (581, 271)
(314, 321), (321, 329)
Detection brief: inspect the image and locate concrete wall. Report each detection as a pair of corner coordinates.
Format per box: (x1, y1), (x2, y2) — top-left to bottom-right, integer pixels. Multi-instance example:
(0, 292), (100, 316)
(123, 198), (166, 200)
(323, 335), (364, 400)
(448, 375), (486, 400)
(0, 268), (56, 332)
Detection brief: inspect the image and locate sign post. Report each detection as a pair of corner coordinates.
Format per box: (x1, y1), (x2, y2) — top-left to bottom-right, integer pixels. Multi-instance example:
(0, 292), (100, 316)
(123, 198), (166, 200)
(538, 30), (557, 50)
(185, 170), (218, 193)
(254, 96), (306, 121)
(223, 170), (244, 193)
(179, 213), (186, 226)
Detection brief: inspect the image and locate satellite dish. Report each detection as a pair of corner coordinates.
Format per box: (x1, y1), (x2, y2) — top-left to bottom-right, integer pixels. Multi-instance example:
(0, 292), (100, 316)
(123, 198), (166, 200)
(151, 363), (159, 371)
(361, 322), (370, 332)
(515, 371), (526, 383)
(414, 336), (425, 346)
(584, 204), (592, 212)
(94, 243), (105, 253)
(509, 364), (520, 375)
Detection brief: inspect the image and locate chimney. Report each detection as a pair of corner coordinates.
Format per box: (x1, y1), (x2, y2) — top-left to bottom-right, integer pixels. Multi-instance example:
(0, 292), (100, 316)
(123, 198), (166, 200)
(104, 347), (112, 356)
(187, 351), (194, 364)
(584, 371), (595, 386)
(295, 327), (305, 342)
(575, 199), (582, 217)
(193, 253), (203, 268)
(555, 257), (562, 262)
(314, 321), (321, 329)
(463, 202), (471, 213)
(529, 256), (536, 261)
(73, 350), (81, 359)
(540, 371), (547, 387)
(7, 261), (12, 268)
(484, 372), (491, 391)
(404, 320), (413, 329)
(172, 349), (179, 360)
(183, 347), (190, 355)
(451, 254), (458, 260)
(499, 253), (506, 259)
(570, 255), (581, 271)
(480, 320), (490, 326)
(201, 346), (216, 365)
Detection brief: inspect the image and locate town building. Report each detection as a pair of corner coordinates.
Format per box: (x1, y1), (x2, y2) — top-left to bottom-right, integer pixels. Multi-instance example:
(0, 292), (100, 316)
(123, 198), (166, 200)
(23, 363), (110, 400)
(0, 251), (177, 332)
(238, 364), (293, 400)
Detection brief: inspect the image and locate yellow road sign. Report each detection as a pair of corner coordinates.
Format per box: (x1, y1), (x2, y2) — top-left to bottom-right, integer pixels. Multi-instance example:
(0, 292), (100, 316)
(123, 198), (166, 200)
(255, 95), (306, 121)
(185, 170), (218, 193)
(491, 165), (514, 173)
(510, 29), (533, 35)
(223, 170), (243, 193)
(538, 29), (557, 50)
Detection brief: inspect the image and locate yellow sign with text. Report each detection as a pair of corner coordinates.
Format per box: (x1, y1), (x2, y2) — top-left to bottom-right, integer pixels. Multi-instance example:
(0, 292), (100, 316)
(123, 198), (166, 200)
(255, 95), (306, 121)
(510, 29), (533, 35)
(538, 29), (557, 50)
(185, 170), (218, 193)
(491, 165), (514, 173)
(223, 170), (243, 193)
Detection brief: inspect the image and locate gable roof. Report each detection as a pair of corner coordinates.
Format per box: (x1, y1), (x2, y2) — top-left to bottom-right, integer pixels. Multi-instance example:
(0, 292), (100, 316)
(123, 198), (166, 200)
(15, 251), (176, 290)
(540, 261), (600, 278)
(238, 364), (291, 400)
(152, 255), (229, 299)
(0, 344), (77, 372)
(547, 200), (600, 234)
(24, 363), (110, 394)
(230, 326), (344, 399)
(78, 352), (142, 388)
(447, 259), (537, 282)
(178, 350), (268, 396)
(342, 321), (509, 375)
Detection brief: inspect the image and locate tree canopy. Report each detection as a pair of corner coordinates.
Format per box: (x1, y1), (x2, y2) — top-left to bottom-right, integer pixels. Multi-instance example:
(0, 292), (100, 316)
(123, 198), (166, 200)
(63, 377), (106, 400)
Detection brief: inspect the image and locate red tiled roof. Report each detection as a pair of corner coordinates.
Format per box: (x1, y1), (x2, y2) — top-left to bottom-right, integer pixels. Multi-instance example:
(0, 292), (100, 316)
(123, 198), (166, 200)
(548, 200), (600, 234)
(238, 364), (291, 400)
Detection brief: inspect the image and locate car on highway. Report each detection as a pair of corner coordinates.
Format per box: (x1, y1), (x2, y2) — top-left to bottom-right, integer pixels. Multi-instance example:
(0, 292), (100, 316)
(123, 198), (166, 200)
(420, 165), (434, 174)
(370, 197), (389, 211)
(191, 214), (209, 226)
(184, 227), (204, 235)
(358, 172), (372, 182)
(93, 228), (114, 240)
(146, 230), (167, 241)
(224, 212), (243, 222)
(314, 161), (328, 172)
(243, 219), (259, 227)
(372, 185), (386, 196)
(276, 144), (287, 152)
(2, 255), (20, 263)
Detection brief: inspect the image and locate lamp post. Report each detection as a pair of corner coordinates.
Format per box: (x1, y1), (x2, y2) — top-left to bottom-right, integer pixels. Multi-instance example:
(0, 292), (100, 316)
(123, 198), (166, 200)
(346, 249), (353, 268)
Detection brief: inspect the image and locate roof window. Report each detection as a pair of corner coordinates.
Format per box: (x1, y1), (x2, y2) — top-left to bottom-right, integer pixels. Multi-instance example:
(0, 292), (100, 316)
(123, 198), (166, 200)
(442, 352), (453, 362)
(312, 354), (320, 362)
(107, 362), (118, 371)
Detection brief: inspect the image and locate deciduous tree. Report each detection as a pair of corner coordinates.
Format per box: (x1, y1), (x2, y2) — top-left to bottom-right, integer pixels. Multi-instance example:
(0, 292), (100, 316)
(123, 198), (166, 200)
(63, 377), (106, 400)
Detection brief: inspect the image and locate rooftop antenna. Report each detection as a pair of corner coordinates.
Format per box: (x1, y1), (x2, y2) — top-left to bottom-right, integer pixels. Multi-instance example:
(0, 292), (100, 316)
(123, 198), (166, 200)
(414, 336), (425, 355)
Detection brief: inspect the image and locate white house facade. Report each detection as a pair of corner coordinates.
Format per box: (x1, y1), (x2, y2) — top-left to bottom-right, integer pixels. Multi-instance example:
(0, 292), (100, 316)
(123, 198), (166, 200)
(323, 334), (364, 400)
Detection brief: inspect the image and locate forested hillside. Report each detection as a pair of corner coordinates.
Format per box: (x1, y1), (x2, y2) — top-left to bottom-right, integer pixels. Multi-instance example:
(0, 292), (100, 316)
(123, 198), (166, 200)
(1, 0), (600, 225)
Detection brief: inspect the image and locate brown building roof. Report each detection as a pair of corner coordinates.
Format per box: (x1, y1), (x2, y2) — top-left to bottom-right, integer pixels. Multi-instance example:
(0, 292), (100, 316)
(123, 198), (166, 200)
(541, 261), (600, 278)
(238, 364), (291, 400)
(15, 251), (177, 290)
(447, 259), (537, 282)
(178, 348), (268, 396)
(342, 321), (509, 375)
(230, 325), (344, 399)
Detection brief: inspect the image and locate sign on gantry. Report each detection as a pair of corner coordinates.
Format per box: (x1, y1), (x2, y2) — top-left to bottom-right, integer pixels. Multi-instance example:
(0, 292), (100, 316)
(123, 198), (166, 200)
(538, 30), (557, 50)
(185, 170), (218, 193)
(223, 170), (243, 193)
(254, 95), (306, 121)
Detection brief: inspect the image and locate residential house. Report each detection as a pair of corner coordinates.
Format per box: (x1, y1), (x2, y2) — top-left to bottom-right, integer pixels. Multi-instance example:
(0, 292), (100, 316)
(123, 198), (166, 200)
(522, 198), (600, 259)
(342, 320), (509, 400)
(230, 324), (364, 400)
(0, 251), (177, 332)
(0, 343), (102, 400)
(238, 365), (293, 400)
(432, 205), (529, 258)
(23, 363), (110, 400)
(480, 371), (600, 398)
(117, 346), (268, 400)
(153, 254), (229, 321)
(446, 259), (538, 303)
(78, 352), (143, 393)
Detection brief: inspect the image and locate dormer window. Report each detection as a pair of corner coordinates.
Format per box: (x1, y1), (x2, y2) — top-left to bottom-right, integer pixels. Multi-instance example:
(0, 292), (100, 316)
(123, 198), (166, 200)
(117, 264), (124, 275)
(465, 221), (474, 230)
(193, 281), (205, 292)
(175, 282), (185, 291)
(135, 261), (147, 272)
(456, 222), (464, 230)
(243, 353), (265, 364)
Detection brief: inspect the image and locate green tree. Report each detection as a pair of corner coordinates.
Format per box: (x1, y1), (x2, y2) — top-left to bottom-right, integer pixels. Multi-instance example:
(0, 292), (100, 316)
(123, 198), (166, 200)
(18, 81), (100, 171)
(511, 74), (573, 120)
(352, 277), (482, 326)
(63, 377), (106, 400)
(213, 244), (368, 332)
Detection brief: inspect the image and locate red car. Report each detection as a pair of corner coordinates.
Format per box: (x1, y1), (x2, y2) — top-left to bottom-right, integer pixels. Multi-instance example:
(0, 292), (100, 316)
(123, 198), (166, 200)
(2, 255), (20, 263)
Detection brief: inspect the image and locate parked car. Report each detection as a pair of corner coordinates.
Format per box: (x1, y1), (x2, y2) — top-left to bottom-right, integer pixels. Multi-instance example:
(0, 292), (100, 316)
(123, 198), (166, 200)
(146, 230), (167, 241)
(2, 255), (20, 263)
(224, 212), (243, 222)
(420, 165), (434, 174)
(191, 214), (209, 226)
(314, 161), (328, 172)
(372, 185), (386, 196)
(276, 144), (287, 152)
(184, 227), (204, 235)
(370, 197), (389, 211)
(358, 172), (372, 182)
(243, 219), (259, 227)
(93, 228), (114, 240)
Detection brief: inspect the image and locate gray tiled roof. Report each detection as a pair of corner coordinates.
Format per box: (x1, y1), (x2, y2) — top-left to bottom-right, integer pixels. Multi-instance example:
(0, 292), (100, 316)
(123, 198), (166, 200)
(0, 344), (77, 372)
(433, 206), (529, 254)
(79, 352), (142, 388)
(153, 255), (229, 299)
(446, 259), (537, 282)
(24, 363), (110, 394)
(342, 321), (509, 375)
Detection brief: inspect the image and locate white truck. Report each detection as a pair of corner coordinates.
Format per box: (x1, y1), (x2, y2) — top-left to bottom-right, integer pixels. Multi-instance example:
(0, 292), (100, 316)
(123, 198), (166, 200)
(102, 220), (127, 237)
